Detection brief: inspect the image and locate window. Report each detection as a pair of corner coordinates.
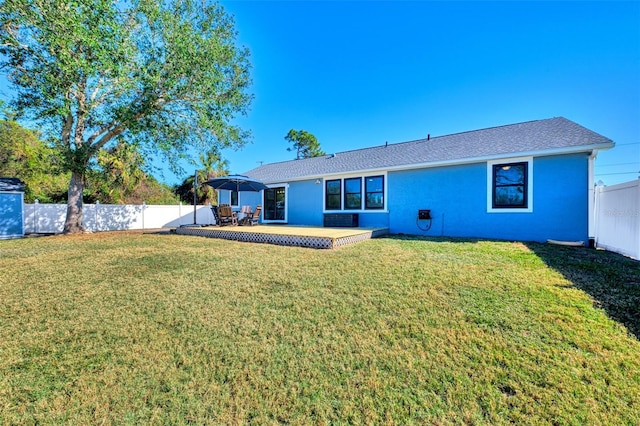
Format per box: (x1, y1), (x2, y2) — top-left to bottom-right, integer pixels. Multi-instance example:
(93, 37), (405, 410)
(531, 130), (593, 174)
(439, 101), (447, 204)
(344, 178), (361, 210)
(365, 175), (384, 209)
(230, 190), (238, 207)
(487, 157), (533, 213)
(264, 187), (286, 221)
(493, 162), (527, 208)
(325, 179), (341, 210)
(323, 174), (386, 212)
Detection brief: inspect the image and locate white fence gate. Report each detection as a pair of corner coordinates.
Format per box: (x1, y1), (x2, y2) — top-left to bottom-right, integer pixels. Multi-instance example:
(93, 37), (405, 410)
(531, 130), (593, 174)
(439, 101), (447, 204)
(594, 180), (640, 260)
(23, 202), (216, 234)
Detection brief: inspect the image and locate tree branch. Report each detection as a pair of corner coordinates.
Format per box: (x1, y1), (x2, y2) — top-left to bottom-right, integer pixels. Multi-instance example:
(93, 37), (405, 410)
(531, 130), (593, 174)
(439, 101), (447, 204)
(90, 124), (125, 155)
(74, 75), (88, 146)
(60, 90), (74, 148)
(89, 77), (105, 103)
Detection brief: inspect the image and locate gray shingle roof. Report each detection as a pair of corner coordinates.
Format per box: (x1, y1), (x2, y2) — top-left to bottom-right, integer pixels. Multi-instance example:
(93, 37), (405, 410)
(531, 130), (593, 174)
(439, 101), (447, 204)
(245, 117), (613, 183)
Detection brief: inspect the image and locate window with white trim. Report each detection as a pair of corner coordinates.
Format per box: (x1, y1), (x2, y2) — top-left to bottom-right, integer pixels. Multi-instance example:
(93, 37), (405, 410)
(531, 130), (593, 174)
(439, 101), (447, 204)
(493, 162), (527, 208)
(344, 177), (362, 210)
(487, 157), (533, 213)
(323, 174), (386, 211)
(325, 179), (341, 210)
(365, 175), (384, 209)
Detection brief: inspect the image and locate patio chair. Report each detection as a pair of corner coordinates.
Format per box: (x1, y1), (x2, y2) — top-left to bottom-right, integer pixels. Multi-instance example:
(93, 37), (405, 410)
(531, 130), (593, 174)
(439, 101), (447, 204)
(218, 205), (238, 226)
(210, 205), (221, 226)
(242, 205), (261, 226)
(239, 205), (252, 224)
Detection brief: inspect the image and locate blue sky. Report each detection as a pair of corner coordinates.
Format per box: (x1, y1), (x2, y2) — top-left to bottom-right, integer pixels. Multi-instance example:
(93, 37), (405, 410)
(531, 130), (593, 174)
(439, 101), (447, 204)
(1, 1), (638, 186)
(186, 0), (638, 186)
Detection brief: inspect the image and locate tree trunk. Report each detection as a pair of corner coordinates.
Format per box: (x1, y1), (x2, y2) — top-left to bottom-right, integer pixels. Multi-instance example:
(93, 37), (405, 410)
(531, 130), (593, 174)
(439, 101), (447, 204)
(63, 171), (85, 234)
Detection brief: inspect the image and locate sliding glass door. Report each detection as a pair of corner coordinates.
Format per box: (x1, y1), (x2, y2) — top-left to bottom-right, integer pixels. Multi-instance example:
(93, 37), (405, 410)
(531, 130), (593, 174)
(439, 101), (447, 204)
(263, 187), (286, 222)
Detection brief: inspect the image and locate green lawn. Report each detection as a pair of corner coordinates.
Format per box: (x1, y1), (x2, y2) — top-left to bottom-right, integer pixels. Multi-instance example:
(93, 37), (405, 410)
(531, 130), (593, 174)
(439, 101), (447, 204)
(1, 232), (639, 424)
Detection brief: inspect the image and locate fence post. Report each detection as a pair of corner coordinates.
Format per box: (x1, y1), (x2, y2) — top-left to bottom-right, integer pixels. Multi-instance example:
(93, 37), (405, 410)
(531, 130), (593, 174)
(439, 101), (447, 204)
(593, 184), (602, 247)
(95, 200), (100, 232)
(34, 199), (39, 234)
(142, 201), (146, 230)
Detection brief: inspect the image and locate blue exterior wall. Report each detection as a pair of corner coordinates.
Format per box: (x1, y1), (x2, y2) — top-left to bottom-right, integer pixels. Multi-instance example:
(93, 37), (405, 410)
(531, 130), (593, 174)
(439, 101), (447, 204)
(356, 212), (390, 228)
(0, 192), (24, 238)
(388, 153), (589, 242)
(239, 191), (261, 208)
(529, 154), (589, 241)
(218, 190), (261, 208)
(287, 179), (324, 225)
(218, 190), (231, 205)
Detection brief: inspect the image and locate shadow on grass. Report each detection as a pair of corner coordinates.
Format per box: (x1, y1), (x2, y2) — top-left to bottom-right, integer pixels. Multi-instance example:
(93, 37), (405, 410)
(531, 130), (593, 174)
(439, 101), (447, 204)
(384, 234), (640, 340)
(524, 242), (640, 340)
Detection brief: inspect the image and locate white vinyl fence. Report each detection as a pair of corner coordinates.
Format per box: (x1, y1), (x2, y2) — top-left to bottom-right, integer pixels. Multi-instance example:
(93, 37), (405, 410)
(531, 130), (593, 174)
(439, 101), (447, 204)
(594, 180), (640, 260)
(23, 202), (216, 234)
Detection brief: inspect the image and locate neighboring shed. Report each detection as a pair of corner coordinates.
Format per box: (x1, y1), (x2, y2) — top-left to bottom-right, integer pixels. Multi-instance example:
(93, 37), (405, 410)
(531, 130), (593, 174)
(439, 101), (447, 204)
(0, 178), (26, 239)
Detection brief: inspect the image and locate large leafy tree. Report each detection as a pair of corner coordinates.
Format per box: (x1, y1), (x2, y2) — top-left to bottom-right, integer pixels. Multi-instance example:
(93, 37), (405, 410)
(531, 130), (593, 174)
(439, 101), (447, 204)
(0, 0), (252, 233)
(285, 129), (325, 159)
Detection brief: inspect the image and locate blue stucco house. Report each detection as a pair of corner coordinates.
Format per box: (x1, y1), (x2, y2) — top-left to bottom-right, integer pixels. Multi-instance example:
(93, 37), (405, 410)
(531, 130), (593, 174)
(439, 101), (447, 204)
(0, 178), (25, 239)
(224, 117), (613, 242)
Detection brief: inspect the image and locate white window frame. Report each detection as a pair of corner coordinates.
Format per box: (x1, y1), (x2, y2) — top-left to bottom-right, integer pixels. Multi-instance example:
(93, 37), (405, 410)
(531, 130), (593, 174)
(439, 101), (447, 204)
(321, 171), (388, 213)
(324, 178), (343, 211)
(487, 156), (533, 213)
(343, 176), (363, 210)
(230, 190), (239, 208)
(262, 183), (289, 223)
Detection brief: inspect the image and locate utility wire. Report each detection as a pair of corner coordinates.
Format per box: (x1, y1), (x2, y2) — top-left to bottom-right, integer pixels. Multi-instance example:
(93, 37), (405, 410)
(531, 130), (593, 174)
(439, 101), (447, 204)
(597, 162), (640, 167)
(595, 171), (640, 176)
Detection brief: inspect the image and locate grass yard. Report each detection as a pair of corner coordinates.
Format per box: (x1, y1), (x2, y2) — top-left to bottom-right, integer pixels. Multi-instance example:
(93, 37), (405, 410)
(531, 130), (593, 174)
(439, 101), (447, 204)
(0, 232), (639, 424)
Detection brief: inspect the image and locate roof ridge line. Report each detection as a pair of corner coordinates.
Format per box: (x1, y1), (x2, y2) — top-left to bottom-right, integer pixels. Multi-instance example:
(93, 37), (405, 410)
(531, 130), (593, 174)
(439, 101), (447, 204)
(421, 117), (563, 142)
(316, 117), (564, 156)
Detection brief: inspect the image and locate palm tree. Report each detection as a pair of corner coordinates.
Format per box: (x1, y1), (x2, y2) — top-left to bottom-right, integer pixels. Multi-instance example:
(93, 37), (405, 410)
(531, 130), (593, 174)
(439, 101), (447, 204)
(174, 148), (229, 204)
